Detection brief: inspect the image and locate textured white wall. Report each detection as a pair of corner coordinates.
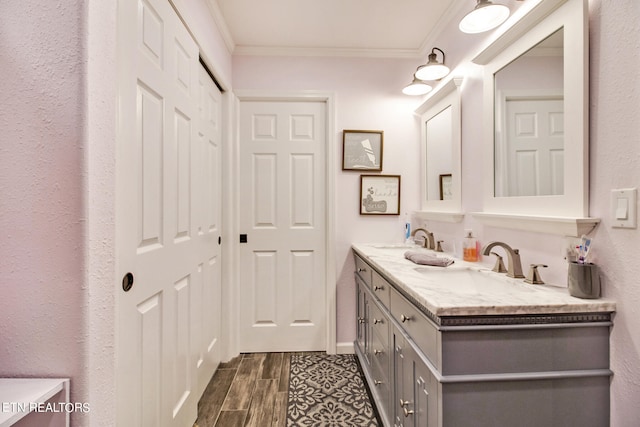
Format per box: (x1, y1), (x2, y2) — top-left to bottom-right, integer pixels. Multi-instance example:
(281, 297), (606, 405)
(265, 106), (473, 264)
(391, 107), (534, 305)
(0, 0), (88, 423)
(588, 0), (640, 424)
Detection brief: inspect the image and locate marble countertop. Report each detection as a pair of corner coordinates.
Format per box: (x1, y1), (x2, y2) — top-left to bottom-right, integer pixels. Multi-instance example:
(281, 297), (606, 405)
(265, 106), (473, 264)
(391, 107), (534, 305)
(352, 243), (616, 318)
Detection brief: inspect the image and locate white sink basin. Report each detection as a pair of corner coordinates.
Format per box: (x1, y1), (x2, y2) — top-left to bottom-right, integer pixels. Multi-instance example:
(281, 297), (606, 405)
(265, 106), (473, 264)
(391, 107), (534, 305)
(371, 244), (419, 249)
(412, 267), (529, 294)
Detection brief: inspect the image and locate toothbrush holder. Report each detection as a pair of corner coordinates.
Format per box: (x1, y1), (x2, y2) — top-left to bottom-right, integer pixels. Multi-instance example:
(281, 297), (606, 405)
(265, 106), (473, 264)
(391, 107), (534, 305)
(567, 262), (601, 299)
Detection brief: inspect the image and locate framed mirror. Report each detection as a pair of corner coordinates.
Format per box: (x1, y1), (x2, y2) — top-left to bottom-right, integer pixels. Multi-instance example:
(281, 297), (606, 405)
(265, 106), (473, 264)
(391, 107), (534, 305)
(472, 0), (595, 234)
(416, 77), (463, 222)
(494, 28), (564, 198)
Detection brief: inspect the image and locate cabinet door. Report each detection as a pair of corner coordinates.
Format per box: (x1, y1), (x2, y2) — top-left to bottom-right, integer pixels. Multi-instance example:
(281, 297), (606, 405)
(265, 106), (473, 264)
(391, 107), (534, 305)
(393, 327), (414, 427)
(356, 279), (371, 365)
(412, 352), (437, 427)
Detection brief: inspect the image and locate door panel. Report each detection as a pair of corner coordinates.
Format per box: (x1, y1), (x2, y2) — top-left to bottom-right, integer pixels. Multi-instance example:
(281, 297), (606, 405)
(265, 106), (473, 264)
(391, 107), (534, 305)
(239, 100), (326, 352)
(505, 98), (564, 196)
(117, 0), (222, 424)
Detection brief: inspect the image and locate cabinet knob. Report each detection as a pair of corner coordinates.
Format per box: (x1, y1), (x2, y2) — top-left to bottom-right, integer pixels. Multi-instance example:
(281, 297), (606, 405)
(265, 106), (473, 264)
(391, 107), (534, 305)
(403, 408), (415, 417)
(373, 380), (383, 386)
(373, 318), (383, 325)
(358, 267), (367, 273)
(374, 349), (383, 356)
(358, 317), (365, 324)
(400, 314), (411, 323)
(399, 399), (409, 408)
(374, 285), (383, 291)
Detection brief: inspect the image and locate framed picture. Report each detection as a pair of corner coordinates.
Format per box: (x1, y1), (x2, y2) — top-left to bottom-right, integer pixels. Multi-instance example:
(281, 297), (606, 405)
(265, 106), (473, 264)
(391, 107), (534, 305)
(360, 175), (401, 215)
(439, 174), (452, 200)
(342, 130), (384, 171)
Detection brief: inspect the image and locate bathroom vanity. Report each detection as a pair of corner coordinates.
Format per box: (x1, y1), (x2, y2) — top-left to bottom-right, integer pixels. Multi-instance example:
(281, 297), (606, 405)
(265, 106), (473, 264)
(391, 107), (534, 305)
(353, 244), (615, 427)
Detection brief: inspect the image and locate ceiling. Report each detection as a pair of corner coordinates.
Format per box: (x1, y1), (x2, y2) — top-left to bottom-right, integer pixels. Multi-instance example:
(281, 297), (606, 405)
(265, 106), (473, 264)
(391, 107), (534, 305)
(207, 0), (470, 58)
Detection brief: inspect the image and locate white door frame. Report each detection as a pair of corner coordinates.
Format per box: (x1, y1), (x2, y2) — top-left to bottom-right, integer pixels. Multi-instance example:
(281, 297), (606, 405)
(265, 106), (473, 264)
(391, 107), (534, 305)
(230, 90), (336, 355)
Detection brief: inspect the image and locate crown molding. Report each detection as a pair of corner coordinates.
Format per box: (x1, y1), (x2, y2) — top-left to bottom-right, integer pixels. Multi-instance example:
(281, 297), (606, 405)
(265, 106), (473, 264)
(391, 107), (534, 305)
(206, 0), (235, 54)
(231, 45), (426, 59)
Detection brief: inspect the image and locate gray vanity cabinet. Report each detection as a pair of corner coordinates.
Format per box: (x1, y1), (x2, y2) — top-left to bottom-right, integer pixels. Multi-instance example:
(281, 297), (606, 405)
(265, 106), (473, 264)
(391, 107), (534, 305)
(355, 264), (393, 426)
(353, 250), (613, 427)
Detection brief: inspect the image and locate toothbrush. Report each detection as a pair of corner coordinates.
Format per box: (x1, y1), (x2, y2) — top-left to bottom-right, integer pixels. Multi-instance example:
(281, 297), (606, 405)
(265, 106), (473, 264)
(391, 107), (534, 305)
(578, 235), (592, 264)
(581, 235), (592, 263)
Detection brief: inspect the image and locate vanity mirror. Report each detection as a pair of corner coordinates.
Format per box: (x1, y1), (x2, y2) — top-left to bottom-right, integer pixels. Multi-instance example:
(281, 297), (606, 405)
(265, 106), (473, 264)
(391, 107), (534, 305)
(472, 0), (598, 236)
(494, 28), (564, 198)
(416, 77), (463, 222)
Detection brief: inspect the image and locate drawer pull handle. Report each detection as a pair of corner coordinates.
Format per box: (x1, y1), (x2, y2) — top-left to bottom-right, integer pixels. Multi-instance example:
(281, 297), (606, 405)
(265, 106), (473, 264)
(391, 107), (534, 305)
(403, 408), (415, 417)
(374, 285), (383, 291)
(373, 318), (383, 325)
(400, 314), (412, 323)
(374, 380), (383, 386)
(374, 349), (383, 356)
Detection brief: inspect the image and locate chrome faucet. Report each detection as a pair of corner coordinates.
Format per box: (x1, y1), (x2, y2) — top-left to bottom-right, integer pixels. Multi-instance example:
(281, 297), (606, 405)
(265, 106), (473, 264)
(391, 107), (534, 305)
(481, 241), (525, 278)
(411, 228), (435, 250)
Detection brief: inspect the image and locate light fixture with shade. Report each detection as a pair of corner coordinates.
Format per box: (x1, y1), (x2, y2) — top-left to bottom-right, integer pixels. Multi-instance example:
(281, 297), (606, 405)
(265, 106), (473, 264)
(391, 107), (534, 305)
(459, 0), (510, 34)
(414, 47), (450, 81)
(402, 75), (433, 96)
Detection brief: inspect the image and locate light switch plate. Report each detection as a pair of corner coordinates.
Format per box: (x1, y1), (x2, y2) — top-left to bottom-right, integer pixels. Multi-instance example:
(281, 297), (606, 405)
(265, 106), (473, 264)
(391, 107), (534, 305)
(611, 188), (637, 228)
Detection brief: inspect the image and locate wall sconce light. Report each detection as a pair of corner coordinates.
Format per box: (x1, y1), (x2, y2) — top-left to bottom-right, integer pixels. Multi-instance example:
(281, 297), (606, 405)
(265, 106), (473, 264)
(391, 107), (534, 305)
(402, 75), (433, 96)
(414, 47), (450, 81)
(459, 0), (510, 34)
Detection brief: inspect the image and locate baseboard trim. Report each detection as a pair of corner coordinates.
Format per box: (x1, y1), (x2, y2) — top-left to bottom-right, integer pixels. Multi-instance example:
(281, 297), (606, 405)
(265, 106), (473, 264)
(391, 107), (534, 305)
(336, 342), (355, 354)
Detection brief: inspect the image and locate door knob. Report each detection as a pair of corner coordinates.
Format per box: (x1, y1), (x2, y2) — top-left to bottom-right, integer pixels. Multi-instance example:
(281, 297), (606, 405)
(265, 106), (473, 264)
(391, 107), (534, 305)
(122, 272), (134, 292)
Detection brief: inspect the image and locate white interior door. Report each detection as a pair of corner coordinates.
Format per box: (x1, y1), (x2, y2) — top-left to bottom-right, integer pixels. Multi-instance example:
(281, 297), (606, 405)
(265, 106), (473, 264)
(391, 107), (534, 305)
(505, 98), (564, 196)
(116, 0), (222, 425)
(193, 64), (223, 398)
(238, 100), (327, 352)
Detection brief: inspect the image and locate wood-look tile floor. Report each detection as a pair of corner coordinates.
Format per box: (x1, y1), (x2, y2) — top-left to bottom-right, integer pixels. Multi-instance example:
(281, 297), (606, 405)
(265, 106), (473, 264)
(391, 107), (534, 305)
(195, 353), (291, 427)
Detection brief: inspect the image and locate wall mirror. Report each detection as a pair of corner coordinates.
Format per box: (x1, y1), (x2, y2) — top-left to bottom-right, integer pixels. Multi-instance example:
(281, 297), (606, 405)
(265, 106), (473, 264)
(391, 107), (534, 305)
(472, 0), (596, 235)
(416, 77), (463, 222)
(494, 28), (564, 198)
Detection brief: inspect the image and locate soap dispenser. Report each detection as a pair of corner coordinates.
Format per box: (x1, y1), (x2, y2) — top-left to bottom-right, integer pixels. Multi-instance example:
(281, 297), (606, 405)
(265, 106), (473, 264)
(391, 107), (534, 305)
(463, 230), (478, 262)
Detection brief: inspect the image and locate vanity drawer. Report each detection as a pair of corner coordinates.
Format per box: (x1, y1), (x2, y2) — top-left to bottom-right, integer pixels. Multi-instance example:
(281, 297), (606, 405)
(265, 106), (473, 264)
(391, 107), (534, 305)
(354, 254), (372, 287)
(390, 287), (439, 369)
(369, 299), (389, 349)
(371, 270), (391, 308)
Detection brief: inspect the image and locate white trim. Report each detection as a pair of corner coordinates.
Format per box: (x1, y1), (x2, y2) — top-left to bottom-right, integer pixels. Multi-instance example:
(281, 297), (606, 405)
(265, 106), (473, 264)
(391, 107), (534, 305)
(336, 342), (355, 355)
(233, 90), (337, 354)
(203, 0), (235, 55)
(233, 45), (425, 59)
(221, 92), (239, 362)
(478, 0), (589, 219)
(414, 211), (464, 224)
(471, 212), (599, 237)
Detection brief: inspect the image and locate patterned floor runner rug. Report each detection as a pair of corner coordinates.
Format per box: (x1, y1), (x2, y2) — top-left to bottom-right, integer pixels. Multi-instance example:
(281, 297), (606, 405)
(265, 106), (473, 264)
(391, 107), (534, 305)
(286, 353), (379, 427)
